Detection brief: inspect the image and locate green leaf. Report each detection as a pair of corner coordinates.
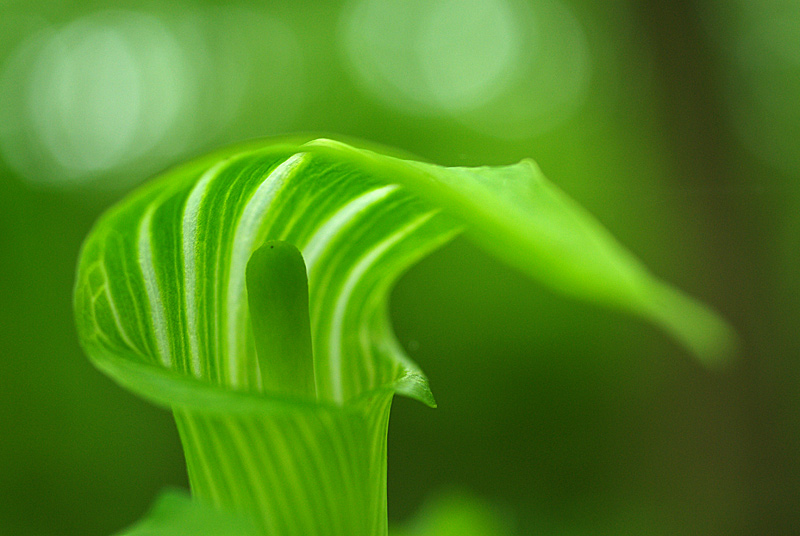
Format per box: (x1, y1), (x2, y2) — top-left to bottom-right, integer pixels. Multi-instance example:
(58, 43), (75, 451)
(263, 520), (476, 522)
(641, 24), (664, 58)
(115, 489), (259, 536)
(74, 137), (734, 536)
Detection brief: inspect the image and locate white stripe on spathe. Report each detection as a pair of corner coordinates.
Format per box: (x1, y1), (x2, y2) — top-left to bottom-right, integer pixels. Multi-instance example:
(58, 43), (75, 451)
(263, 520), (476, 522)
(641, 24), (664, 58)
(182, 160), (230, 378)
(327, 212), (436, 402)
(303, 185), (402, 343)
(302, 185), (400, 272)
(98, 263), (140, 354)
(225, 153), (307, 388)
(138, 205), (173, 368)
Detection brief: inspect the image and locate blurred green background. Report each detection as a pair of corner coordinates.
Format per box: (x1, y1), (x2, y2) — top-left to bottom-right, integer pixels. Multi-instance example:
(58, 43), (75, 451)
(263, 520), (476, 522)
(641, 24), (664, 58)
(0, 0), (797, 534)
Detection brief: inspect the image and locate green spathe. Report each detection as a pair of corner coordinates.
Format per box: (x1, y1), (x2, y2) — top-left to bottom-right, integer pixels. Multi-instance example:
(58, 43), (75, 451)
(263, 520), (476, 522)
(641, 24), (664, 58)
(74, 137), (734, 535)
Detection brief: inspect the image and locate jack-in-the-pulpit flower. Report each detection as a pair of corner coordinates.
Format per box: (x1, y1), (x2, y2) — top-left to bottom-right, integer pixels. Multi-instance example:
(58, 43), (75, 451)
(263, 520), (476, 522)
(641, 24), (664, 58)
(74, 138), (734, 536)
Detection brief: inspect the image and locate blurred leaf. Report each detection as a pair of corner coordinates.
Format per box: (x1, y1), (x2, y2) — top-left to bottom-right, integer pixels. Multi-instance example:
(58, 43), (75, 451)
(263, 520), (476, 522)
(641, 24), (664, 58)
(116, 489), (258, 536)
(391, 491), (513, 536)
